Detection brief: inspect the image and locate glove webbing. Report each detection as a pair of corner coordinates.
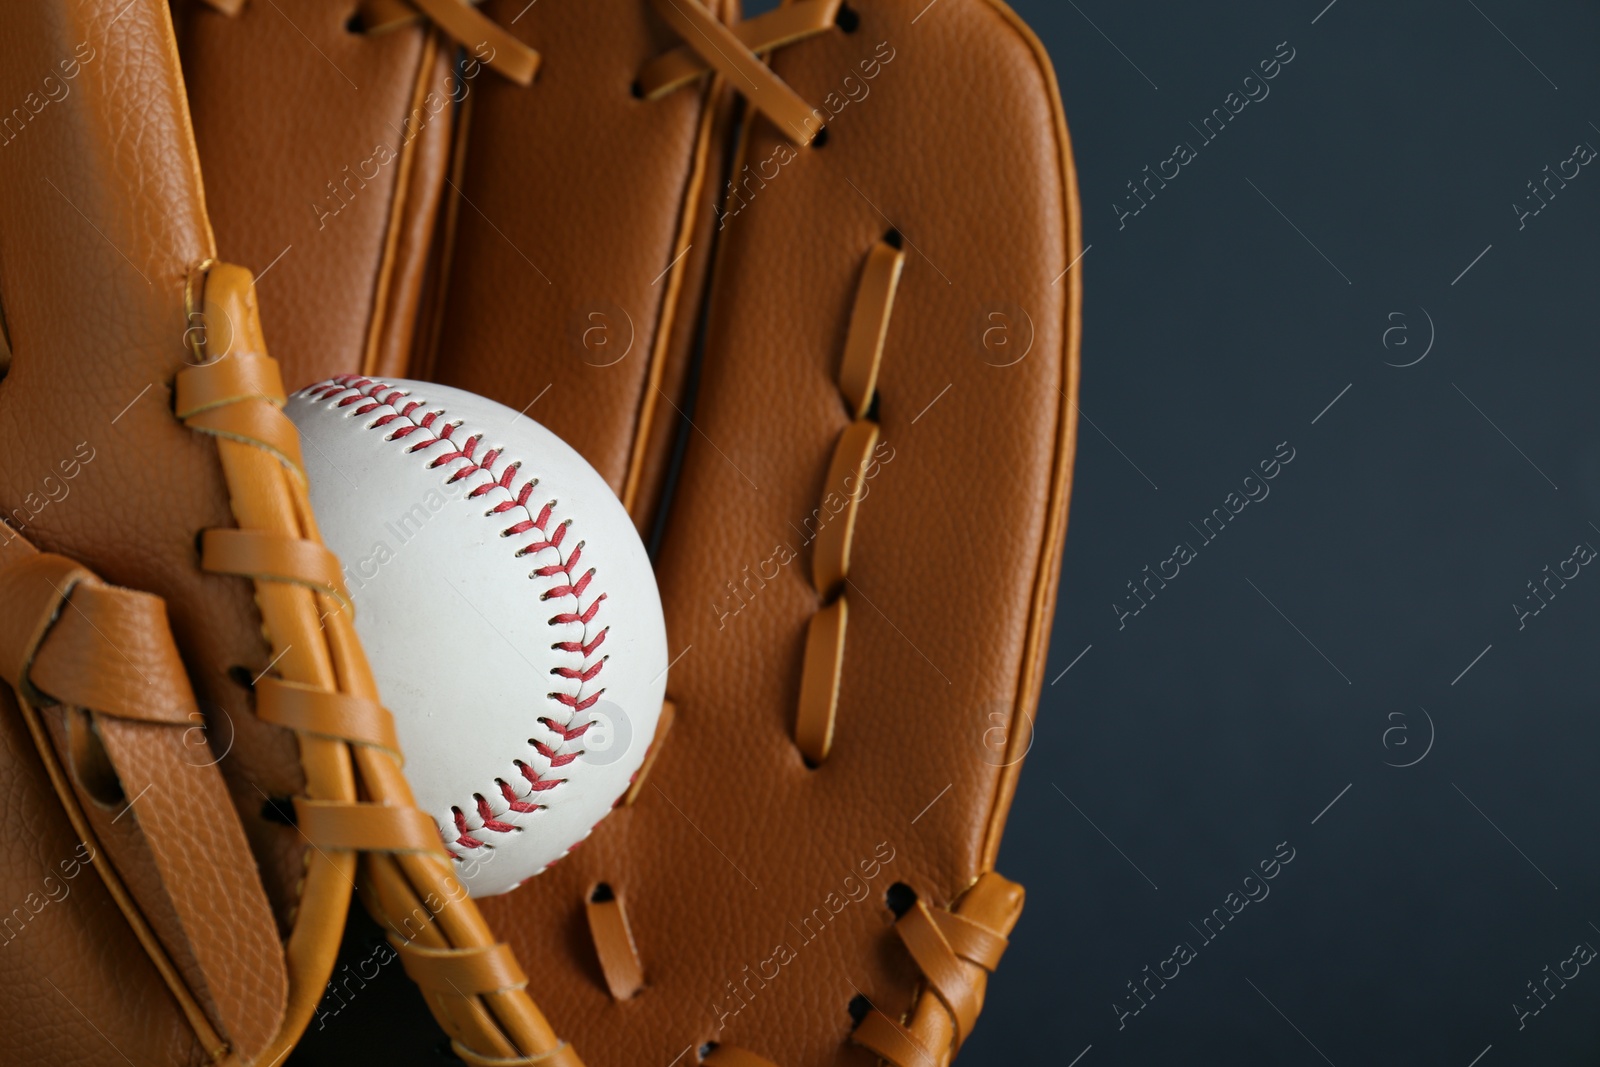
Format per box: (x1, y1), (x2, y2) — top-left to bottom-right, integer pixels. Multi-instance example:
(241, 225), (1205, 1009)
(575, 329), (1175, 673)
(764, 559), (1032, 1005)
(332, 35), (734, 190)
(180, 261), (578, 1067)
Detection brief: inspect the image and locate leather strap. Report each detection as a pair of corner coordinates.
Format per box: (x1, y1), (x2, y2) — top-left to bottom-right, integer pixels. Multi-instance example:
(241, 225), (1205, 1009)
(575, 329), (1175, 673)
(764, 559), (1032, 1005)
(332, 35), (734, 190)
(646, 0), (824, 146)
(183, 261), (576, 1065)
(357, 0), (541, 86)
(295, 799), (451, 854)
(0, 549), (92, 706)
(838, 240), (906, 418)
(850, 873), (1024, 1065)
(0, 533), (287, 1059)
(811, 418), (879, 598)
(584, 887), (645, 1000)
(173, 348), (286, 415)
(407, 0), (539, 85)
(397, 939), (529, 997)
(182, 400), (307, 472)
(895, 900), (1006, 1043)
(795, 596), (847, 765)
(791, 237), (900, 765)
(201, 527), (354, 615)
(637, 0), (842, 98)
(926, 908), (1008, 970)
(852, 1009), (932, 1066)
(255, 677), (403, 760)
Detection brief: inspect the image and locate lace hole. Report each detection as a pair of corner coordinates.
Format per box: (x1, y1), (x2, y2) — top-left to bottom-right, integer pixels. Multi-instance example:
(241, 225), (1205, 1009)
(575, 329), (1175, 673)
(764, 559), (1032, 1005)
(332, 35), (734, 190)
(886, 881), (917, 917)
(630, 79), (645, 99)
(260, 796), (297, 827)
(344, 9), (365, 33)
(811, 126), (830, 148)
(836, 2), (861, 33)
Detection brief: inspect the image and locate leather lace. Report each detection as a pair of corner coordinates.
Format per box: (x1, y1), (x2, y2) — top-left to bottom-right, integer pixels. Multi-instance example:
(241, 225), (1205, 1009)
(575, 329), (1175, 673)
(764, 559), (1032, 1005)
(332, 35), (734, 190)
(638, 0), (841, 146)
(320, 0), (847, 145)
(182, 262), (578, 1067)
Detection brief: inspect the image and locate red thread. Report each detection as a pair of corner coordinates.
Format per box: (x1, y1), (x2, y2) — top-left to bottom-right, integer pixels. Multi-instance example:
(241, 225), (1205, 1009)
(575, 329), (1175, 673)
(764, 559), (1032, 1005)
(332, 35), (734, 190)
(302, 375), (613, 863)
(498, 779), (542, 813)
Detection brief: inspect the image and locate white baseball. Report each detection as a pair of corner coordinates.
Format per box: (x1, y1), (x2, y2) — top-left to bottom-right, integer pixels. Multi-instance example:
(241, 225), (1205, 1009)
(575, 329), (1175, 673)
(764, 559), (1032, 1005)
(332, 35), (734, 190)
(287, 376), (667, 897)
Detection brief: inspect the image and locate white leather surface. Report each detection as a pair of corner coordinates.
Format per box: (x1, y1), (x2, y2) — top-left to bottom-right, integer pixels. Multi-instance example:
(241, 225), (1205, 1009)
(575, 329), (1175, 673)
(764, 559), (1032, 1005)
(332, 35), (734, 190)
(288, 377), (667, 897)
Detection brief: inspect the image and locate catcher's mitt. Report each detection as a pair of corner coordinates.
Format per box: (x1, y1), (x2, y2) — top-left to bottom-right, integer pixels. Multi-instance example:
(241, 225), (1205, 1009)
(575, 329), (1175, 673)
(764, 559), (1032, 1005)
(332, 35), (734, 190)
(0, 0), (1078, 1063)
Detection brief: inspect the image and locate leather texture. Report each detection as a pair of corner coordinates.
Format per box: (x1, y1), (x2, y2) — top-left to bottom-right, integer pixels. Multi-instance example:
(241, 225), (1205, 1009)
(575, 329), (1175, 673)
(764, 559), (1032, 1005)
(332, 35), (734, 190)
(0, 3), (571, 1062)
(0, 2), (300, 1061)
(421, 0), (737, 534)
(0, 540), (288, 1060)
(175, 0), (447, 392)
(460, 1), (1080, 1063)
(0, 0), (1078, 1061)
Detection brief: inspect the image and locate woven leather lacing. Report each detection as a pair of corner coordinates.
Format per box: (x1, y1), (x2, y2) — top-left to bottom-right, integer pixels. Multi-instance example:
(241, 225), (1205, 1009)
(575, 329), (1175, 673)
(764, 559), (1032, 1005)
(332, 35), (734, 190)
(180, 262), (578, 1067)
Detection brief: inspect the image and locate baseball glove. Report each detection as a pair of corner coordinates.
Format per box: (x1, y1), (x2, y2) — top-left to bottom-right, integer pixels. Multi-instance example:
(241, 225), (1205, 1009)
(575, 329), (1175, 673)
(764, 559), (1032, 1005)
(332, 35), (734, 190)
(0, 0), (1079, 1063)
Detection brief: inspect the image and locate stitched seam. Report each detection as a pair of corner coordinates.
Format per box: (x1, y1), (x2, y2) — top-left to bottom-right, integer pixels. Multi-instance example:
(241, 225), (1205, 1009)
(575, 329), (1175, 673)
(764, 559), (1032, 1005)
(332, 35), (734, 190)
(305, 375), (609, 861)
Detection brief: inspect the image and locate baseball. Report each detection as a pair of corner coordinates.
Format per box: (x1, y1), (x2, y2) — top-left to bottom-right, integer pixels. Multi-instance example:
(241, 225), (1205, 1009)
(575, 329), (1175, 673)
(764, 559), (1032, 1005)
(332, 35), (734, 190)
(287, 376), (668, 897)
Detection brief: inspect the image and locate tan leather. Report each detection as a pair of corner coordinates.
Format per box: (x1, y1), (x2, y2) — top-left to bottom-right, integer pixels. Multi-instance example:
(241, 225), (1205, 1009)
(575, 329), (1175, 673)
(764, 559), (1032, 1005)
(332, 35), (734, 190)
(646, 0), (822, 145)
(0, 536), (287, 1061)
(795, 597), (848, 765)
(294, 799), (451, 853)
(201, 528), (355, 614)
(186, 261), (574, 1064)
(838, 239), (905, 418)
(468, 1), (1080, 1063)
(637, 0), (842, 97)
(367, 34), (458, 379)
(0, 1), (324, 1060)
(176, 0), (451, 393)
(256, 678), (404, 759)
(397, 939), (530, 997)
(174, 346), (287, 415)
(812, 418), (881, 598)
(384, 0), (541, 85)
(419, 0), (738, 537)
(584, 886), (646, 1001)
(0, 0), (581, 1045)
(704, 1047), (785, 1067)
(853, 873), (1024, 1065)
(157, 0), (1077, 1062)
(891, 900), (1003, 1043)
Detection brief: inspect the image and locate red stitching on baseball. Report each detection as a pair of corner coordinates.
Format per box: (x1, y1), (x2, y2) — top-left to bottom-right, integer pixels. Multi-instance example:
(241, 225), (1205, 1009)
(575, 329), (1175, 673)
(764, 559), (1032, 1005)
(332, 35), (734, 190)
(305, 375), (610, 861)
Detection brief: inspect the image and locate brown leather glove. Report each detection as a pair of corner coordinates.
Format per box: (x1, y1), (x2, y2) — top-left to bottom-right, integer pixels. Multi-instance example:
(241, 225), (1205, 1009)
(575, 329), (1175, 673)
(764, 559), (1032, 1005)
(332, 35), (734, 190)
(0, 0), (1077, 1063)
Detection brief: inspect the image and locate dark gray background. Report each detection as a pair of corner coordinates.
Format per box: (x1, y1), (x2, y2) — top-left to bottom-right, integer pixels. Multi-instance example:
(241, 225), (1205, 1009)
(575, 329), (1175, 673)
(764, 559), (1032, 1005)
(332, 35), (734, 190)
(296, 2), (1600, 1064)
(972, 1), (1600, 1064)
